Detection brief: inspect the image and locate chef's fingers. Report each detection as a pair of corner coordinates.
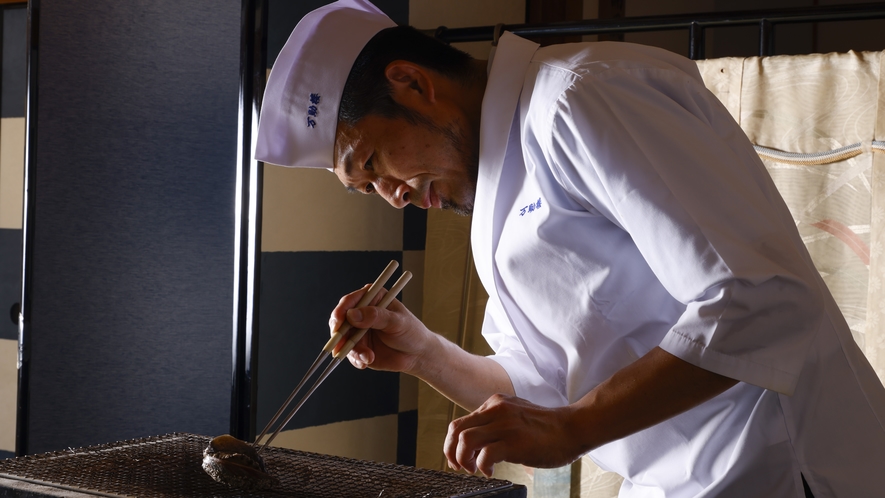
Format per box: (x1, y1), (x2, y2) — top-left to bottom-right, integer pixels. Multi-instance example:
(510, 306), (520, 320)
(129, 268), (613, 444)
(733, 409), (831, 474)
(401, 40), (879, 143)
(444, 399), (501, 472)
(346, 349), (368, 369)
(329, 284), (372, 334)
(329, 284), (389, 334)
(344, 297), (407, 334)
(346, 327), (378, 368)
(444, 427), (458, 470)
(475, 444), (505, 477)
(455, 427), (492, 474)
(447, 423), (502, 475)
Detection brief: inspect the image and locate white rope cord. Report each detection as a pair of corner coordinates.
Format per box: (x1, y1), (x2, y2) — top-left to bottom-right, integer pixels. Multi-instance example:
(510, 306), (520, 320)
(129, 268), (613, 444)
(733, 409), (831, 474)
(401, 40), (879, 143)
(753, 142), (864, 165)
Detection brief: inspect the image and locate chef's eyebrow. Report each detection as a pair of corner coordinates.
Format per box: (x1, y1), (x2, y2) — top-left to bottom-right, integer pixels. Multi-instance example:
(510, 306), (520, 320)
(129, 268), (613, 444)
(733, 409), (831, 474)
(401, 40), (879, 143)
(342, 149), (359, 193)
(343, 150), (354, 177)
(341, 150), (360, 193)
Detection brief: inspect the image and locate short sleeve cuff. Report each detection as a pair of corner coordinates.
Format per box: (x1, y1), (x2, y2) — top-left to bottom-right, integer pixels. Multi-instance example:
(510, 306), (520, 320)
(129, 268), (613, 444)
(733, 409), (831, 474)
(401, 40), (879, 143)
(488, 352), (569, 407)
(660, 330), (800, 395)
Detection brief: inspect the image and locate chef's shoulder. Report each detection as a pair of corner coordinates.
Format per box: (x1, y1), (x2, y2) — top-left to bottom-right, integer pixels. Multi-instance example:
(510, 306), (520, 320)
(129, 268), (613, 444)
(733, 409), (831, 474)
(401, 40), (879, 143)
(530, 41), (702, 82)
(521, 41), (710, 131)
(524, 41), (706, 109)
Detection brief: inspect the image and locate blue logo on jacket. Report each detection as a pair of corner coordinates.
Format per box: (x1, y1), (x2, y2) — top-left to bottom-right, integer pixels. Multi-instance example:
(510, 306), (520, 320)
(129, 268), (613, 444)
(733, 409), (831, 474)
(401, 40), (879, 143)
(519, 197), (542, 216)
(306, 93), (321, 128)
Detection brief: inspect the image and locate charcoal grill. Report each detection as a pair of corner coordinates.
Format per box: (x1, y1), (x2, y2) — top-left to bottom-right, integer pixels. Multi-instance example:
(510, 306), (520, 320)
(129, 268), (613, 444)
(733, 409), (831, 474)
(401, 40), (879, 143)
(0, 433), (526, 497)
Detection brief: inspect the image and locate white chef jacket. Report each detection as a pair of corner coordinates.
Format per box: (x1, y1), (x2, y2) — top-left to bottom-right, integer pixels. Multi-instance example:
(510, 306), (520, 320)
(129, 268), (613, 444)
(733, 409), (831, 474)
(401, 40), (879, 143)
(472, 32), (885, 498)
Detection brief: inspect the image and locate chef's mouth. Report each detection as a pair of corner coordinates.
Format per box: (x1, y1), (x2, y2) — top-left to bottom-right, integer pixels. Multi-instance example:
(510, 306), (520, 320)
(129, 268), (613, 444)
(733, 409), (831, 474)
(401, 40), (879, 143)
(424, 183), (471, 215)
(428, 183), (441, 209)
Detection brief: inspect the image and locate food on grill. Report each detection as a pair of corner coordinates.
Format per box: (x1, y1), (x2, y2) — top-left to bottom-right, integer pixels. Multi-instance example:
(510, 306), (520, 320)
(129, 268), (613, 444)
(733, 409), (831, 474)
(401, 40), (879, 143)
(202, 434), (279, 490)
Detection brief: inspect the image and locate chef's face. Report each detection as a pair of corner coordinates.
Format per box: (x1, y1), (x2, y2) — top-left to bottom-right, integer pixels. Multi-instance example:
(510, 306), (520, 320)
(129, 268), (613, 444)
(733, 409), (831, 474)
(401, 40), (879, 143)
(333, 111), (479, 216)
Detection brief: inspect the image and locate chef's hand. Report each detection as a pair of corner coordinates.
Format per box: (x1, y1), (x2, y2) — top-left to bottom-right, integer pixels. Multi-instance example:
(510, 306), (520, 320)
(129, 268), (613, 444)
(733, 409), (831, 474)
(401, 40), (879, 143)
(444, 394), (580, 477)
(329, 284), (432, 374)
(331, 284), (516, 410)
(443, 348), (739, 478)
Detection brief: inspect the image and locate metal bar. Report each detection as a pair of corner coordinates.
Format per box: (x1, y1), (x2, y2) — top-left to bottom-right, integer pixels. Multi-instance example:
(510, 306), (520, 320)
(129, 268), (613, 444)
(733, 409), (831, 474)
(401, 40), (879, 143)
(431, 2), (885, 43)
(230, 0), (267, 443)
(16, 0), (38, 457)
(759, 19), (775, 56)
(689, 22), (705, 60)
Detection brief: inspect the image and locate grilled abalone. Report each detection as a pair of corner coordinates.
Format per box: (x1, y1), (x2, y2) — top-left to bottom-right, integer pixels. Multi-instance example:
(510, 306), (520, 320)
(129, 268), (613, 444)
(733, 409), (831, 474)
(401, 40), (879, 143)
(202, 434), (279, 490)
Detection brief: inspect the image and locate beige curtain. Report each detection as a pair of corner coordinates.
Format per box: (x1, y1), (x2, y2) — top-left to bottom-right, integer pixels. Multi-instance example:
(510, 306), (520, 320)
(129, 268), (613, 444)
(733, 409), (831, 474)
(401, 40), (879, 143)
(698, 50), (885, 382)
(419, 49), (885, 498)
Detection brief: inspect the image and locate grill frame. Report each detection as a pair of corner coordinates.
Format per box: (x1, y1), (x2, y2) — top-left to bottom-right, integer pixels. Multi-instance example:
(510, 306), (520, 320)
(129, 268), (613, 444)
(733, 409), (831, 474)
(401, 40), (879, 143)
(0, 433), (526, 498)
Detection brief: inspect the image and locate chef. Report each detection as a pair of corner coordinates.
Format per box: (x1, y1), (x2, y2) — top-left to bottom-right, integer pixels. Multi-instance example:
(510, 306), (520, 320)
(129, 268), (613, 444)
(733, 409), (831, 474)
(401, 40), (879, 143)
(254, 1), (885, 497)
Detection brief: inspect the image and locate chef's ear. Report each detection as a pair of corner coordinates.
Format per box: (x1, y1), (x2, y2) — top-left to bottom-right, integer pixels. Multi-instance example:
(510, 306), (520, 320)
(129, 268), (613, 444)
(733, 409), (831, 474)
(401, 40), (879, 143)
(385, 60), (436, 107)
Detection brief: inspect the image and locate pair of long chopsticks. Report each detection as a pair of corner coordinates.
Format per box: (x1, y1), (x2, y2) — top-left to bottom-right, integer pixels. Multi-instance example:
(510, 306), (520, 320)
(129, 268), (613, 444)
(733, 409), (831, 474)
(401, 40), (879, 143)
(253, 260), (412, 453)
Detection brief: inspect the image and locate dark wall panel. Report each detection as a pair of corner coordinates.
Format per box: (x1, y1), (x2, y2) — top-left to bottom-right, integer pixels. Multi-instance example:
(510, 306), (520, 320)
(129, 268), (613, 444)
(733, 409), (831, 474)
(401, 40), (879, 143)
(2, 6), (26, 119)
(0, 228), (20, 340)
(1, 6), (27, 342)
(396, 409), (417, 466)
(25, 0), (240, 453)
(267, 0), (408, 67)
(257, 251), (401, 430)
(403, 204), (426, 251)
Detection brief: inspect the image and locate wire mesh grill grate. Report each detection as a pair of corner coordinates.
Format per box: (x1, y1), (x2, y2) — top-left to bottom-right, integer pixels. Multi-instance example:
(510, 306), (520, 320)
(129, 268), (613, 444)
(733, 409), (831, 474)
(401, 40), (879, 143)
(0, 433), (518, 497)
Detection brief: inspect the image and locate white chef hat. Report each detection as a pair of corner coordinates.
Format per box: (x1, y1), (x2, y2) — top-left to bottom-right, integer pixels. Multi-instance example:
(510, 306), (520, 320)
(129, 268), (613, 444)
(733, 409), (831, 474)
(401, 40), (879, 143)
(254, 0), (396, 169)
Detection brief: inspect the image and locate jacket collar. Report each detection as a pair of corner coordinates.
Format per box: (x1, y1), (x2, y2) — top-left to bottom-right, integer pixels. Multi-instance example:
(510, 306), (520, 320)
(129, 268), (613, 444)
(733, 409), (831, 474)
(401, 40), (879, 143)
(471, 32), (539, 289)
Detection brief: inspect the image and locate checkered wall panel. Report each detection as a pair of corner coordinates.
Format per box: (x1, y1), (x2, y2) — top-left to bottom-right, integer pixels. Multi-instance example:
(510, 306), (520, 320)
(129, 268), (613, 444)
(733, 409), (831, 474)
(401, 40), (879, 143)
(0, 5), (26, 459)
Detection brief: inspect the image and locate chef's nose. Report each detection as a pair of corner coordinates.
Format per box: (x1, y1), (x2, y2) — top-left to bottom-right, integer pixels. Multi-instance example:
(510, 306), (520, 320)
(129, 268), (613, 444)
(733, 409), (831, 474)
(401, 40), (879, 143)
(375, 179), (410, 209)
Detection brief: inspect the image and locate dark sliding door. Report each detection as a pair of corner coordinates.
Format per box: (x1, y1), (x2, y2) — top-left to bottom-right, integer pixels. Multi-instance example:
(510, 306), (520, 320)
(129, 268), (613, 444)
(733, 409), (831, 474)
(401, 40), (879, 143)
(19, 0), (242, 454)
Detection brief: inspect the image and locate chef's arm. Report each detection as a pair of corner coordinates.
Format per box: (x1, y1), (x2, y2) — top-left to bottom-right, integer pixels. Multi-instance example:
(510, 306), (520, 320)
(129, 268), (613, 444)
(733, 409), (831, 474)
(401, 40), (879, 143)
(566, 346), (738, 453)
(333, 287), (515, 410)
(445, 346), (739, 474)
(409, 329), (516, 411)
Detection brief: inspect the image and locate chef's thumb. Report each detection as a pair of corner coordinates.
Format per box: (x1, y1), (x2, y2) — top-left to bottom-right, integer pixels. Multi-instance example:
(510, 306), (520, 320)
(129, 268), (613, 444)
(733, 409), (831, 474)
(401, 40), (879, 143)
(347, 306), (392, 330)
(346, 308), (365, 325)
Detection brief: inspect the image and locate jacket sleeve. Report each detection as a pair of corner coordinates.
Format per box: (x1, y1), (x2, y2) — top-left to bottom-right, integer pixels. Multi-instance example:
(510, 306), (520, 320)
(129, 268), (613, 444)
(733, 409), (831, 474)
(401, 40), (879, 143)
(535, 62), (824, 395)
(481, 292), (570, 407)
